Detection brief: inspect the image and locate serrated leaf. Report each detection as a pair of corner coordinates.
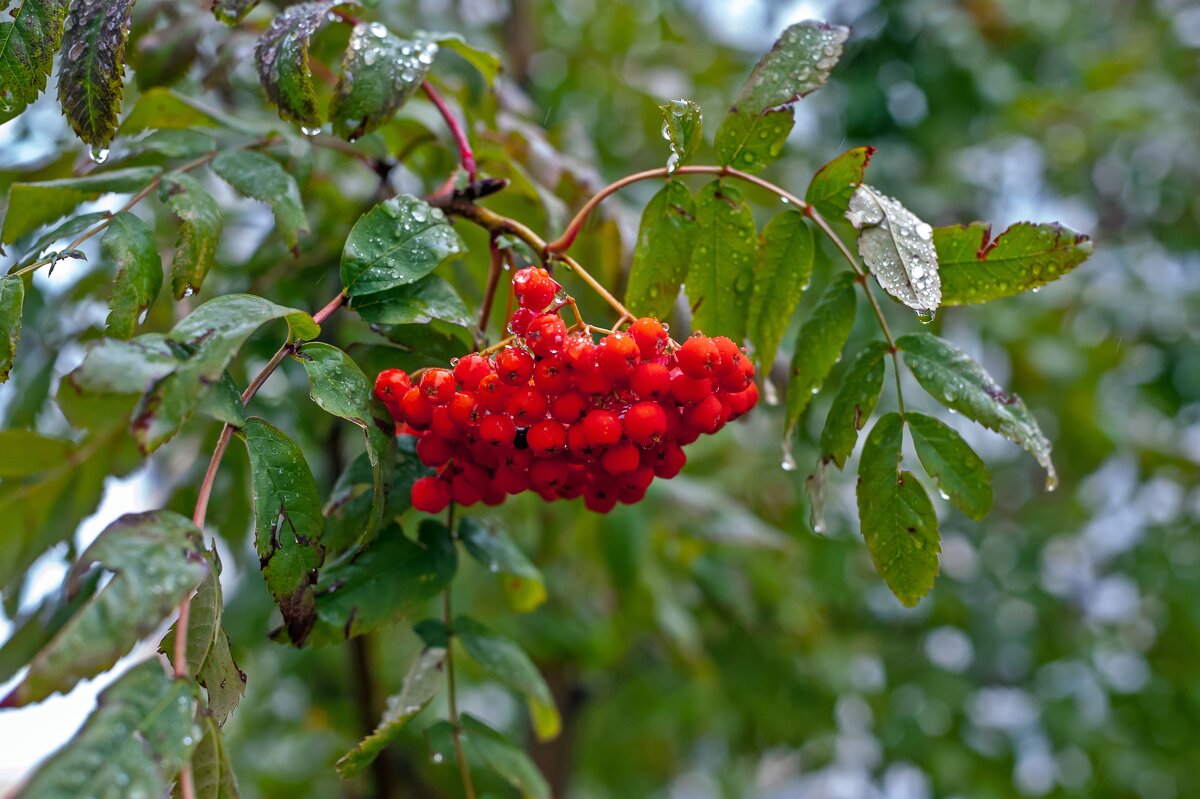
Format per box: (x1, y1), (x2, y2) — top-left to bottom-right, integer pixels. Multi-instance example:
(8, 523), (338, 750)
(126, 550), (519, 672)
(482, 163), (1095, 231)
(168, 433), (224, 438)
(238, 417), (324, 646)
(685, 180), (757, 340)
(16, 660), (202, 798)
(336, 645), (445, 777)
(56, 0), (136, 151)
(0, 0), (69, 124)
(15, 210), (108, 268)
(784, 271), (857, 436)
(255, 0), (350, 128)
(0, 274), (23, 382)
(658, 99), (702, 167)
(330, 23), (436, 141)
(805, 145), (876, 219)
(749, 209), (814, 374)
(186, 716), (241, 799)
(351, 274), (471, 328)
(159, 172), (223, 299)
(304, 521), (456, 646)
(213, 0), (259, 26)
(198, 629), (246, 727)
(2, 510), (207, 706)
(935, 221), (1093, 305)
(211, 150), (309, 250)
(713, 108), (793, 174)
(457, 714), (551, 799)
(2, 166), (160, 244)
(160, 550), (221, 679)
(428, 31), (501, 85)
(455, 616), (560, 741)
(906, 411), (992, 519)
(845, 184), (941, 314)
(103, 211), (163, 339)
(341, 194), (464, 297)
(819, 340), (888, 468)
(459, 518), (546, 613)
(731, 20), (849, 114)
(856, 413), (940, 607)
(624, 180), (696, 319)
(898, 332), (1056, 488)
(0, 569), (102, 684)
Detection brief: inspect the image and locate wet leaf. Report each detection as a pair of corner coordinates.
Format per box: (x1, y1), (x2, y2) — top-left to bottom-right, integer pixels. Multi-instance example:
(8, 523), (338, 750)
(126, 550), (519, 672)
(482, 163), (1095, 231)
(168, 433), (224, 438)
(805, 145), (876, 219)
(685, 180), (757, 340)
(159, 172), (223, 299)
(658, 98), (702, 167)
(625, 180), (697, 320)
(15, 211), (108, 268)
(103, 211), (163, 339)
(731, 20), (850, 114)
(819, 340), (889, 468)
(2, 166), (160, 244)
(0, 570), (102, 684)
(351, 275), (471, 329)
(213, 0), (260, 26)
(455, 616), (560, 741)
(341, 194), (464, 298)
(118, 88), (235, 135)
(846, 184), (941, 315)
(0, 0), (69, 124)
(255, 1), (351, 128)
(186, 716), (241, 798)
(749, 209), (814, 374)
(906, 411), (992, 520)
(428, 31), (501, 85)
(56, 0), (136, 152)
(713, 108), (793, 175)
(0, 274), (23, 382)
(784, 271), (857, 437)
(330, 23), (436, 141)
(459, 518), (546, 613)
(212, 150), (309, 249)
(457, 714), (551, 799)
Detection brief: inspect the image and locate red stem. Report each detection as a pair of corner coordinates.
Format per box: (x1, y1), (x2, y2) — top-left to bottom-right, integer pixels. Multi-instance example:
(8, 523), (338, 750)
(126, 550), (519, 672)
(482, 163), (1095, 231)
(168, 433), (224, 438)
(422, 81), (478, 183)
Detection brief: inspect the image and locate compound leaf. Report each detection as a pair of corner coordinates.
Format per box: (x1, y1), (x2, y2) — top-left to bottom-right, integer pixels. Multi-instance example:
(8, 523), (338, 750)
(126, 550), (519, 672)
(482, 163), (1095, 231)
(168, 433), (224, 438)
(686, 180), (757, 340)
(211, 149), (309, 250)
(731, 20), (850, 114)
(330, 23), (437, 140)
(906, 411), (992, 520)
(819, 340), (888, 468)
(845, 184), (940, 315)
(341, 195), (464, 298)
(749, 209), (814, 374)
(625, 180), (697, 320)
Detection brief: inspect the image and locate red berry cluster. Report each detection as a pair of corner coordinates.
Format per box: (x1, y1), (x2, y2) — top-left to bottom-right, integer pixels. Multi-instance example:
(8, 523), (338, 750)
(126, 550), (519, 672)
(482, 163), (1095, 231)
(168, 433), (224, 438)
(373, 267), (759, 514)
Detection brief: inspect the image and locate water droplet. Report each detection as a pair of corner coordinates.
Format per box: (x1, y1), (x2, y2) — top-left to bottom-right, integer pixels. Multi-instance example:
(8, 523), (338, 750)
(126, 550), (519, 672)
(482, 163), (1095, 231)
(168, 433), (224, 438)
(89, 146), (109, 164)
(369, 22), (387, 37)
(916, 308), (936, 325)
(938, 489), (950, 501)
(432, 752), (444, 764)
(301, 125), (321, 136)
(762, 377), (779, 406)
(781, 439), (797, 471)
(916, 222), (933, 240)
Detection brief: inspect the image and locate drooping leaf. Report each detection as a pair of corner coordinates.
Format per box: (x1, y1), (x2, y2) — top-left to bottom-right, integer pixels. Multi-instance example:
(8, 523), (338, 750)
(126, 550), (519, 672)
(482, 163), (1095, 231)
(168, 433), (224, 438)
(748, 209), (814, 374)
(713, 108), (793, 175)
(122, 129), (216, 161)
(255, 1), (350, 128)
(15, 660), (202, 798)
(336, 645), (445, 777)
(685, 180), (757, 340)
(819, 340), (889, 468)
(213, 0), (260, 26)
(323, 438), (430, 554)
(238, 417), (325, 646)
(2, 166), (160, 244)
(341, 194), (464, 298)
(898, 332), (1056, 488)
(330, 23), (437, 141)
(186, 716), (241, 799)
(103, 211), (163, 339)
(459, 517), (546, 613)
(56, 0), (136, 152)
(845, 184), (941, 315)
(805, 145), (876, 219)
(198, 630), (247, 727)
(455, 616), (560, 741)
(304, 521), (456, 646)
(906, 411), (993, 520)
(935, 221), (1093, 305)
(856, 413), (940, 607)
(428, 715), (551, 799)
(730, 20), (850, 114)
(658, 99), (702, 167)
(2, 510), (207, 707)
(0, 0), (69, 124)
(158, 172), (223, 299)
(15, 211), (108, 268)
(351, 275), (472, 329)
(784, 271), (857, 437)
(211, 150), (309, 250)
(624, 180), (697, 319)
(0, 569), (102, 684)
(428, 31), (501, 86)
(0, 274), (23, 382)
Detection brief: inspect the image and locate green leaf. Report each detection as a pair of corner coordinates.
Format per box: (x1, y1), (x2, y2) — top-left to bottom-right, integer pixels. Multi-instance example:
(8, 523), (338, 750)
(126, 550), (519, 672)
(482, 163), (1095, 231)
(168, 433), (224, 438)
(730, 20), (850, 114)
(351, 275), (471, 328)
(748, 209), (814, 374)
(103, 211), (163, 339)
(255, 1), (349, 128)
(211, 150), (309, 250)
(0, 0), (69, 124)
(213, 0), (260, 26)
(330, 24), (436, 141)
(935, 221), (1093, 305)
(805, 458), (829, 535)
(118, 88), (231, 135)
(898, 332), (1057, 488)
(784, 271), (857, 437)
(336, 645), (445, 777)
(305, 521), (456, 646)
(238, 416), (325, 646)
(0, 569), (102, 684)
(2, 166), (160, 244)
(856, 413), (940, 607)
(819, 340), (889, 468)
(15, 660), (202, 798)
(458, 714), (551, 799)
(160, 551), (221, 678)
(3, 510), (207, 706)
(686, 180), (757, 340)
(298, 341), (394, 545)
(159, 172), (223, 299)
(68, 334), (179, 395)
(429, 31), (502, 86)
(0, 430), (74, 477)
(624, 180), (697, 320)
(15, 211), (108, 268)
(459, 518), (546, 613)
(906, 411), (993, 520)
(340, 194), (464, 298)
(187, 716), (241, 798)
(0, 274), (24, 382)
(658, 99), (702, 167)
(123, 129), (216, 161)
(805, 145), (876, 219)
(455, 616), (560, 741)
(55, 0), (136, 152)
(198, 630), (247, 727)
(845, 184), (941, 315)
(323, 438), (430, 554)
(713, 108), (793, 174)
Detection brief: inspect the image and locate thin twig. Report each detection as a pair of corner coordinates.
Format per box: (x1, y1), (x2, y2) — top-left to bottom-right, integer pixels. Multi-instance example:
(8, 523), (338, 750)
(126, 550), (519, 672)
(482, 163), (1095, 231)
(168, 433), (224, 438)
(422, 81), (478, 183)
(478, 232), (504, 345)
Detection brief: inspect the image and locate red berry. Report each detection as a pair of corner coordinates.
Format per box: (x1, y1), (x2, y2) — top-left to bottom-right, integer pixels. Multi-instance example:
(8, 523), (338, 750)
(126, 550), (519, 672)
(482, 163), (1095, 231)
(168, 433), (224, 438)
(374, 369), (411, 402)
(683, 393), (723, 433)
(506, 386), (548, 425)
(631, 361), (670, 400)
(451, 474), (483, 506)
(576, 364), (613, 395)
(400, 387), (434, 427)
(583, 481), (618, 513)
(596, 334), (639, 380)
(453, 354), (492, 390)
(718, 359), (755, 393)
(551, 390), (589, 424)
(416, 434), (454, 467)
(533, 357), (570, 396)
(513, 266), (560, 311)
(430, 406), (460, 439)
(565, 423), (597, 461)
(583, 409), (623, 447)
(508, 308), (535, 335)
(628, 317), (667, 359)
(527, 420), (566, 457)
(412, 476), (452, 513)
(561, 335), (596, 373)
(676, 336), (720, 379)
(479, 414), (517, 448)
(710, 336), (743, 375)
(670, 372), (714, 405)
(525, 314), (568, 357)
(726, 382), (759, 419)
(529, 457), (569, 492)
(476, 373), (511, 413)
(495, 347), (535, 386)
(419, 368), (456, 405)
(448, 392), (480, 426)
(652, 442), (687, 478)
(600, 441), (640, 474)
(623, 401), (667, 446)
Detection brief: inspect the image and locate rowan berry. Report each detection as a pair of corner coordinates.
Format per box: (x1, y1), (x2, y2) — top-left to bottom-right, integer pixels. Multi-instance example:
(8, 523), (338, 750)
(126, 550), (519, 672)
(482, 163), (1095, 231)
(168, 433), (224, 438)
(479, 414), (517, 448)
(400, 387), (434, 427)
(596, 334), (639, 380)
(495, 347), (535, 386)
(416, 434), (454, 467)
(652, 442), (687, 478)
(717, 359), (754, 393)
(583, 481), (618, 514)
(529, 458), (569, 492)
(565, 423), (598, 461)
(583, 409), (622, 447)
(508, 307), (535, 335)
(412, 476), (452, 513)
(561, 335), (596, 373)
(448, 392), (480, 426)
(551, 390), (589, 424)
(677, 336), (720, 379)
(513, 266), (560, 311)
(506, 386), (548, 425)
(628, 317), (668, 359)
(430, 406), (460, 439)
(451, 474), (483, 506)
(528, 420), (567, 457)
(670, 373), (714, 405)
(453, 354), (492, 390)
(710, 336), (743, 375)
(533, 357), (570, 395)
(525, 314), (567, 357)
(683, 393), (724, 434)
(630, 361), (670, 400)
(374, 368), (411, 403)
(476, 373), (511, 413)
(726, 383), (759, 419)
(600, 441), (640, 474)
(623, 401), (667, 446)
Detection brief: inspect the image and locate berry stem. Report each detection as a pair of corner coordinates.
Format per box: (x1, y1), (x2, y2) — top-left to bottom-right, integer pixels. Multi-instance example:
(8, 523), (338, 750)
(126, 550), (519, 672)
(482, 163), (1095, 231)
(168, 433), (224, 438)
(443, 505), (477, 799)
(421, 80), (478, 184)
(478, 233), (505, 344)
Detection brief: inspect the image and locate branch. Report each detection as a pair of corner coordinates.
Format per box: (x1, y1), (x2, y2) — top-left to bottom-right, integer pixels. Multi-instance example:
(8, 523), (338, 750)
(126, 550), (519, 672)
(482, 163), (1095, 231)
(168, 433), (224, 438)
(478, 233), (504, 345)
(422, 81), (478, 184)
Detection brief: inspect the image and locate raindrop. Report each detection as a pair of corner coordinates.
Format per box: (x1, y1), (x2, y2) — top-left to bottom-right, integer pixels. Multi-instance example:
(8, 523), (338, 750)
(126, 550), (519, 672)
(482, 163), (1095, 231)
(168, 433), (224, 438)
(432, 752), (444, 764)
(762, 377), (779, 406)
(369, 22), (387, 37)
(89, 146), (109, 164)
(916, 308), (936, 325)
(68, 40), (85, 60)
(938, 489), (950, 501)
(301, 125), (321, 136)
(780, 439), (797, 471)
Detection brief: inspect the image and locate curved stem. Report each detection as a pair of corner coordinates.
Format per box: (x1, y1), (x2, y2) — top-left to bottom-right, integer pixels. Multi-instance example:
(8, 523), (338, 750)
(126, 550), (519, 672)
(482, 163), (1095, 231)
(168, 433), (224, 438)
(443, 505), (477, 799)
(422, 81), (478, 184)
(478, 233), (504, 345)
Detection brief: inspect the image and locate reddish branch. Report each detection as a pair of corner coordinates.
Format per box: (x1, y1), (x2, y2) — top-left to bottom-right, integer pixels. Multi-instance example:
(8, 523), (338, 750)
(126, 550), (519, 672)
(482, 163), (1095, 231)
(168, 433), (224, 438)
(421, 81), (478, 184)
